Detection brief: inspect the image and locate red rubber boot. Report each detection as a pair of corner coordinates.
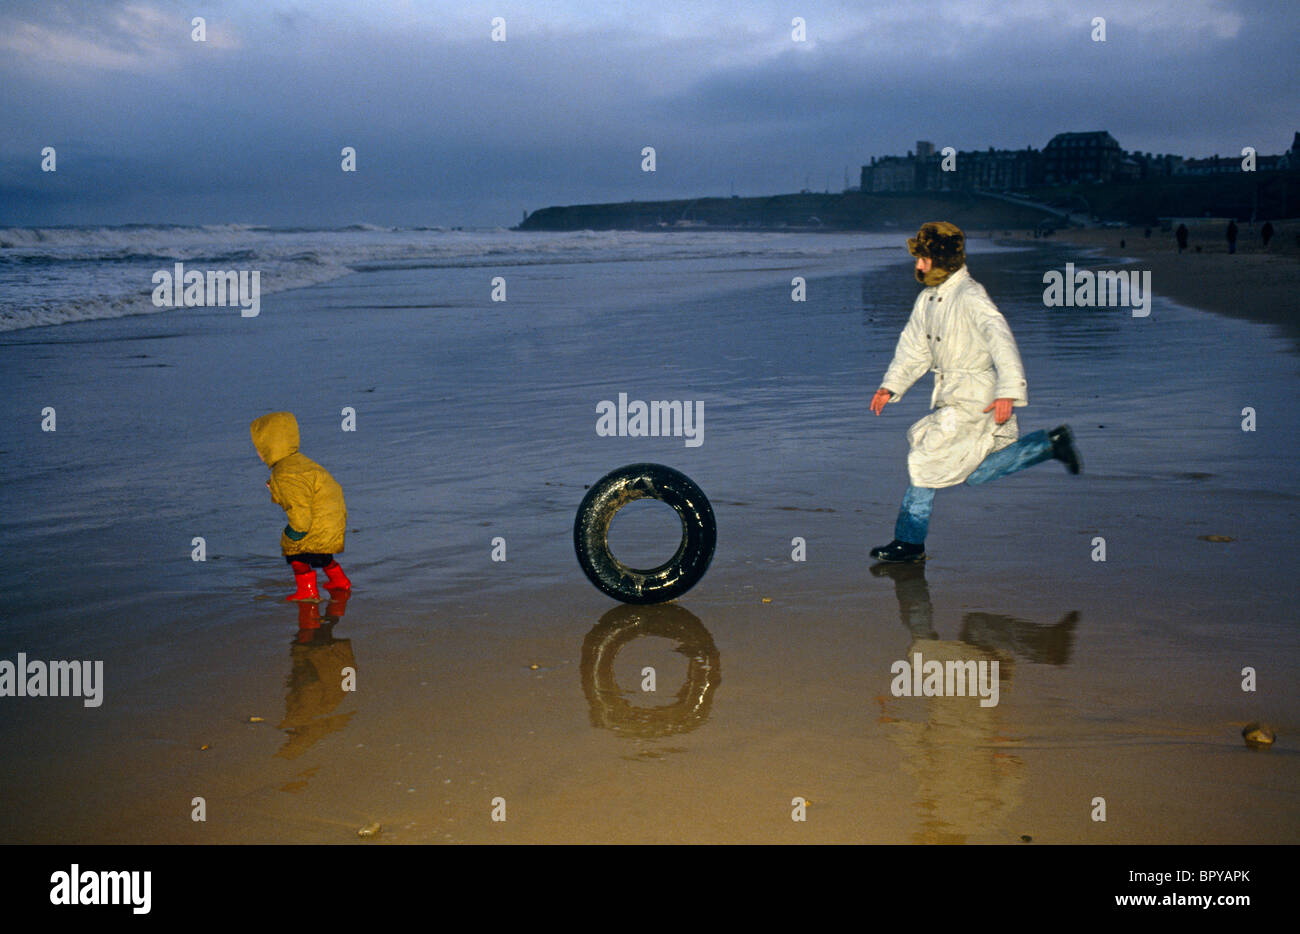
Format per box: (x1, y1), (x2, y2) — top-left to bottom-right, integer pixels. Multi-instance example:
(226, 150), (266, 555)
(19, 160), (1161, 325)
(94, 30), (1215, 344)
(286, 561), (320, 602)
(322, 560), (351, 592)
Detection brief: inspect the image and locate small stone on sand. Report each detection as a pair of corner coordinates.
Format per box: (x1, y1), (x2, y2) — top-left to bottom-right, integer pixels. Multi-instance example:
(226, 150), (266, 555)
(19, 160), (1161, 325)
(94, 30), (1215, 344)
(1242, 722), (1275, 747)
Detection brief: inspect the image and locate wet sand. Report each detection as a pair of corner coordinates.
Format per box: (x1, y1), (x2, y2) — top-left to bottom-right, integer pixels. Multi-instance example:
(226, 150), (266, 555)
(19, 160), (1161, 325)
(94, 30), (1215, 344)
(985, 221), (1300, 346)
(0, 236), (1296, 844)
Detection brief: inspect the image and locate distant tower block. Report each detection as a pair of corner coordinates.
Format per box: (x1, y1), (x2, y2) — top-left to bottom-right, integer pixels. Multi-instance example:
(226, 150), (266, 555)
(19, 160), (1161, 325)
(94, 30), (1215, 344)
(916, 141), (935, 159)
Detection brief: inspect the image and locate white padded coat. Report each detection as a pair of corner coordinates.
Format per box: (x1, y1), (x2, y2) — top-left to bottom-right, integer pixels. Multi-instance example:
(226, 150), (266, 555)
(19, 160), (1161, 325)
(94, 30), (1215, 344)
(880, 265), (1029, 488)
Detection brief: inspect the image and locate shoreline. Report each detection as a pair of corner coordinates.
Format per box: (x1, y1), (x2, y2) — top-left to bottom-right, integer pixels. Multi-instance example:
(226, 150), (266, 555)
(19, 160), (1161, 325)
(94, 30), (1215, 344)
(984, 223), (1300, 348)
(1, 239), (1297, 844)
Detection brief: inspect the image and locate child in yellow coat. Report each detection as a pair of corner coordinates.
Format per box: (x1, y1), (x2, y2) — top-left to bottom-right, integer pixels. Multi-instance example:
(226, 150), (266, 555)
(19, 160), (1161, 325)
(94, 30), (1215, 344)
(250, 412), (351, 601)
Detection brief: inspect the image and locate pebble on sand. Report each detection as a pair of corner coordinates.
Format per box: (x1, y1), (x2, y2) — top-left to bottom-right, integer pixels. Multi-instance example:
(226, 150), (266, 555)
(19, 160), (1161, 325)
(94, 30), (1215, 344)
(1242, 722), (1275, 747)
(358, 821), (382, 838)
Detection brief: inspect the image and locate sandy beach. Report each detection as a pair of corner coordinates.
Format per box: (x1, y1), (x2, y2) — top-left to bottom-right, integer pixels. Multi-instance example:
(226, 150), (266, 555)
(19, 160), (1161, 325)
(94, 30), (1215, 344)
(0, 231), (1296, 844)
(986, 220), (1300, 345)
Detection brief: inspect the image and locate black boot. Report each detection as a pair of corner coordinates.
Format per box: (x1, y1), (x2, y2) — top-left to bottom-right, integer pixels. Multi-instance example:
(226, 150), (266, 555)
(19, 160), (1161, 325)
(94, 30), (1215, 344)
(870, 539), (926, 563)
(1049, 425), (1082, 474)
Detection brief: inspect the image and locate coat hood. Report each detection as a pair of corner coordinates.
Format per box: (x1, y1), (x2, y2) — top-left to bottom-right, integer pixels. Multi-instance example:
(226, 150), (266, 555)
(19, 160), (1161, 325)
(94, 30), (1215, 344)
(251, 411), (300, 466)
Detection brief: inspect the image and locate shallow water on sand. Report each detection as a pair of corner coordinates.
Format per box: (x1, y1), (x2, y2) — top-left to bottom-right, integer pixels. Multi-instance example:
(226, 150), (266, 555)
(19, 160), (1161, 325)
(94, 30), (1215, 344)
(0, 234), (1296, 843)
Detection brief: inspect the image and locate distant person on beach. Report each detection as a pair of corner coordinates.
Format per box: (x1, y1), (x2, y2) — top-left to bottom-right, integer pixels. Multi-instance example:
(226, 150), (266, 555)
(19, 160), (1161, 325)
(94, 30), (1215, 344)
(251, 412), (351, 601)
(867, 222), (1082, 563)
(1261, 221), (1274, 249)
(1176, 223), (1189, 253)
(1226, 219), (1238, 254)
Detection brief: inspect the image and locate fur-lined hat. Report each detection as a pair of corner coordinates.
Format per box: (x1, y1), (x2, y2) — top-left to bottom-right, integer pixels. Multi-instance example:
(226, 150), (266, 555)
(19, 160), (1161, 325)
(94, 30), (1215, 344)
(907, 221), (966, 285)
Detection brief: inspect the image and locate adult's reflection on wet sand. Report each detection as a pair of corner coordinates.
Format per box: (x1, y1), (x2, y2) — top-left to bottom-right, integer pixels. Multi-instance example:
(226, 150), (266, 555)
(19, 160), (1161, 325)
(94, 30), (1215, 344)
(276, 592), (358, 761)
(579, 604), (720, 740)
(871, 562), (1077, 843)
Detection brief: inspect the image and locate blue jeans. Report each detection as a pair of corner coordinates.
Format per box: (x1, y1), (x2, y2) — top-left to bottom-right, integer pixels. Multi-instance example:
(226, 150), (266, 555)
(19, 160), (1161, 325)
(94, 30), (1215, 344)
(893, 430), (1052, 544)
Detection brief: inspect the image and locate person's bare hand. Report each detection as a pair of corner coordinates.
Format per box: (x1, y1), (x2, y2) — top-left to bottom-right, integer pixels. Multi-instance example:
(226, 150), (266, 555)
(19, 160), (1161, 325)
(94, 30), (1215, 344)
(983, 398), (1014, 424)
(871, 388), (893, 415)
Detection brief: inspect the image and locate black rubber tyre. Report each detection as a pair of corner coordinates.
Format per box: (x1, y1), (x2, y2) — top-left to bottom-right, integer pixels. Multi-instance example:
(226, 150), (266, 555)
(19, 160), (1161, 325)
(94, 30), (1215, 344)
(573, 463), (716, 604)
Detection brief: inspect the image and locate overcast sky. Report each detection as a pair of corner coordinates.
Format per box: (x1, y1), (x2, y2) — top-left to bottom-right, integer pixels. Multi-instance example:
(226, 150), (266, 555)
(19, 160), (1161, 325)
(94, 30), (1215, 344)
(1, 0), (1296, 228)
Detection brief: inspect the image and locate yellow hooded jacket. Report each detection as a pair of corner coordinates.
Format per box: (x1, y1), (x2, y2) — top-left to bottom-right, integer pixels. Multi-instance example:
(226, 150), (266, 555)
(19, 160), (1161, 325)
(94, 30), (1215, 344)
(250, 412), (347, 556)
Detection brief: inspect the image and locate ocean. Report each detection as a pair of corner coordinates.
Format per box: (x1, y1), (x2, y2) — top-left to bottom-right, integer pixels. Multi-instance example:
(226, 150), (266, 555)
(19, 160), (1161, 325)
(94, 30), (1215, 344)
(0, 225), (920, 332)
